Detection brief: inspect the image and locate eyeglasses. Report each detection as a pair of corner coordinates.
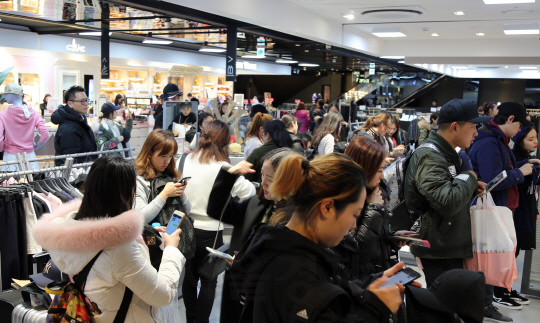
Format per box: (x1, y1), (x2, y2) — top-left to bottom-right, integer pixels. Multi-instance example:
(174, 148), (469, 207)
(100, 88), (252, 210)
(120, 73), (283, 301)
(70, 99), (89, 105)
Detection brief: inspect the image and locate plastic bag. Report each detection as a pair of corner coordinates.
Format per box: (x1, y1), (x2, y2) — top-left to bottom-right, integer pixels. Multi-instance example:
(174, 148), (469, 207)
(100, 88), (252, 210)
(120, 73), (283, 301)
(148, 114), (155, 127)
(463, 193), (518, 290)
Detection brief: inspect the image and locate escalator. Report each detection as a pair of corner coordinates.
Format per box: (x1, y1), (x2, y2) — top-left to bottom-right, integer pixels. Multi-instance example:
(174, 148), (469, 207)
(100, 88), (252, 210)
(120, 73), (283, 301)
(390, 74), (450, 110)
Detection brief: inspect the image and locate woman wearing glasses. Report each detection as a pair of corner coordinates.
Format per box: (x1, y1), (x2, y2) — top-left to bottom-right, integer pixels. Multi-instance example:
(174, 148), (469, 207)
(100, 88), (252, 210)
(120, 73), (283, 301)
(51, 85), (98, 165)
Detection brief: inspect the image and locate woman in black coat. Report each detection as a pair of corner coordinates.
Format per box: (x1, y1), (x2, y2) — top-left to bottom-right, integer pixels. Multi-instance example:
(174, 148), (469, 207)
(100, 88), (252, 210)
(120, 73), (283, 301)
(206, 148), (299, 323)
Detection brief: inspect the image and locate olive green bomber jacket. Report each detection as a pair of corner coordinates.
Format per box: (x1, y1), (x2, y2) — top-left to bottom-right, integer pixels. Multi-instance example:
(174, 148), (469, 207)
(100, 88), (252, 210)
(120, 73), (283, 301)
(404, 131), (478, 259)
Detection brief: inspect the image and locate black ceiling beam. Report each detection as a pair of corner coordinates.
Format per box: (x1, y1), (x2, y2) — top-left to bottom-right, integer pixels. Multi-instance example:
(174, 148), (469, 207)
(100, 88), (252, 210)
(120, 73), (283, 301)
(68, 15), (171, 23)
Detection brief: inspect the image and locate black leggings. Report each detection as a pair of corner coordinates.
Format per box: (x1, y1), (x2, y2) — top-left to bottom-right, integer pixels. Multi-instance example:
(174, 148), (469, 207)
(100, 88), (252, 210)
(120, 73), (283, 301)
(182, 228), (224, 323)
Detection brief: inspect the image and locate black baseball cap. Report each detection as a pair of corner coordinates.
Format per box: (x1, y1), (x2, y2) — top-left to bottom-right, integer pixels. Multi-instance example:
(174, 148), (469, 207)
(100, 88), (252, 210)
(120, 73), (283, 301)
(406, 269), (486, 323)
(29, 259), (66, 290)
(438, 99), (492, 124)
(498, 101), (533, 127)
(163, 83), (182, 99)
(101, 102), (120, 115)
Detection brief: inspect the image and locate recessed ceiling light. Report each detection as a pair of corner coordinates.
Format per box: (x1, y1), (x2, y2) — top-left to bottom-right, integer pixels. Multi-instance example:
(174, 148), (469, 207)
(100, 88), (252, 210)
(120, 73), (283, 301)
(505, 66), (509, 68)
(476, 33), (485, 36)
(504, 23), (540, 35)
(398, 60), (405, 63)
(79, 32), (112, 36)
(380, 56), (405, 59)
(454, 11), (465, 15)
(276, 59), (299, 64)
(431, 33), (439, 37)
(343, 14), (355, 20)
(451, 66), (469, 69)
(143, 39), (172, 44)
(519, 66), (537, 69)
(372, 27), (406, 37)
(484, 0), (534, 4)
(295, 44), (301, 46)
(199, 46), (226, 53)
(299, 63), (319, 67)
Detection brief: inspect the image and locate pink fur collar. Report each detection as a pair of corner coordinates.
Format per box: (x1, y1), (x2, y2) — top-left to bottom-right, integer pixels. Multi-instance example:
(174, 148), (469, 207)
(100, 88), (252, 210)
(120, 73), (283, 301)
(33, 200), (144, 252)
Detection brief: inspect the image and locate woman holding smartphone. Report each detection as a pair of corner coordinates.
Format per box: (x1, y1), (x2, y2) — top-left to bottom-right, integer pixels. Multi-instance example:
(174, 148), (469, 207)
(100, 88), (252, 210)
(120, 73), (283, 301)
(230, 153), (406, 322)
(33, 156), (185, 322)
(180, 120), (255, 323)
(134, 129), (192, 225)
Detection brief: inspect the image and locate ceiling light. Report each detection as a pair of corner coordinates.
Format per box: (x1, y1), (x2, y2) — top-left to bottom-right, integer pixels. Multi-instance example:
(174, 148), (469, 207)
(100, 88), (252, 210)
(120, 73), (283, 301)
(299, 63), (319, 67)
(431, 33), (439, 36)
(519, 66), (537, 69)
(505, 66), (509, 68)
(79, 32), (112, 36)
(343, 14), (355, 20)
(199, 46), (226, 53)
(483, 0), (534, 4)
(504, 23), (539, 35)
(451, 66), (469, 69)
(380, 56), (405, 59)
(372, 27), (406, 38)
(454, 11), (465, 15)
(476, 33), (485, 36)
(276, 59), (299, 64)
(241, 54), (263, 58)
(295, 44), (301, 46)
(143, 39), (172, 45)
(398, 60), (405, 63)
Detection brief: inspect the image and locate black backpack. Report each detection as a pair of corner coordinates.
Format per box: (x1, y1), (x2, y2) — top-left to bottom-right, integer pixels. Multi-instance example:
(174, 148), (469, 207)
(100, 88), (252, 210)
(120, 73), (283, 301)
(149, 174), (196, 259)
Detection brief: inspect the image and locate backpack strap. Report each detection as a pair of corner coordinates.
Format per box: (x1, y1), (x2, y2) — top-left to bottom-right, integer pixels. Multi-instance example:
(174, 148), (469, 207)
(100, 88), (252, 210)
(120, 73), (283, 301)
(73, 250), (103, 290)
(178, 153), (188, 173)
(113, 288), (133, 323)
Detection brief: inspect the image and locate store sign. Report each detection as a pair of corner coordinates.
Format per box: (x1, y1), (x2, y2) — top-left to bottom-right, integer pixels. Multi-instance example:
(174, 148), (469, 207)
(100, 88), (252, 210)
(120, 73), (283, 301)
(369, 68), (375, 75)
(250, 99), (255, 104)
(269, 98), (274, 102)
(244, 99), (248, 104)
(256, 37), (265, 57)
(295, 99), (300, 104)
(369, 63), (375, 68)
(66, 39), (86, 53)
(226, 26), (237, 82)
(169, 66), (204, 75)
(236, 61), (257, 71)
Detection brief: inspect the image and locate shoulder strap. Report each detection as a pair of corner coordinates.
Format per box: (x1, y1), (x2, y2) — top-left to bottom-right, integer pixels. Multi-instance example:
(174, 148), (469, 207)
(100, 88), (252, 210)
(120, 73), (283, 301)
(178, 153), (188, 173)
(73, 250), (103, 289)
(113, 288), (133, 323)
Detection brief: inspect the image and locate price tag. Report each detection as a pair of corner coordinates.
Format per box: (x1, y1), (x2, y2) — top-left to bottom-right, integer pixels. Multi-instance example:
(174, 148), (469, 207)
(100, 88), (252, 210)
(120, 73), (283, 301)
(244, 99), (248, 104)
(250, 99), (255, 104)
(295, 99), (300, 104)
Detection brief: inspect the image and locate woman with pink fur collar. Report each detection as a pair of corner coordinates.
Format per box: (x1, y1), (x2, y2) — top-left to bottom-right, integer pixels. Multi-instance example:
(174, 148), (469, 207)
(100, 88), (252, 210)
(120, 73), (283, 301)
(33, 156), (185, 323)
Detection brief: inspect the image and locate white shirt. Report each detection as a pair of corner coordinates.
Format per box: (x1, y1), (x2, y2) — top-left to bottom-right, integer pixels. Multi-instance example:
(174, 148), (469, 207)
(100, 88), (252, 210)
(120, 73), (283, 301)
(318, 134), (335, 155)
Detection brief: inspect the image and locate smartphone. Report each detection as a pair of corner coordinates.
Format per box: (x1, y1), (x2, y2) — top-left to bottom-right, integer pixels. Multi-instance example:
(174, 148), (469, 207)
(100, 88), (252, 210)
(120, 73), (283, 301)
(178, 177), (191, 185)
(165, 211), (185, 235)
(381, 267), (422, 288)
(485, 170), (507, 194)
(387, 235), (430, 248)
(206, 247), (234, 261)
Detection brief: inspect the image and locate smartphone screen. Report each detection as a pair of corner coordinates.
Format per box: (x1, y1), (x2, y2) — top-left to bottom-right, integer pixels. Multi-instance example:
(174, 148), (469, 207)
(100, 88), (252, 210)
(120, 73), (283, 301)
(165, 211), (185, 235)
(206, 247), (234, 260)
(485, 170), (507, 193)
(381, 268), (421, 288)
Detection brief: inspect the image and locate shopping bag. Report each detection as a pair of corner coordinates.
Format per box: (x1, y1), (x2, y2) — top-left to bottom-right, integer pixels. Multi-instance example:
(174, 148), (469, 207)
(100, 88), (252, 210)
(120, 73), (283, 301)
(463, 193), (517, 290)
(148, 114), (155, 127)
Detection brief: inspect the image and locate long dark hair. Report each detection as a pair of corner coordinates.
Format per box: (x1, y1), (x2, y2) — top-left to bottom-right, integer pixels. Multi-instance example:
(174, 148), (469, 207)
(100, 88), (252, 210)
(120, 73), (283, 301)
(114, 94), (124, 107)
(263, 119), (293, 148)
(75, 156), (136, 220)
(390, 116), (400, 141)
(312, 112), (343, 146)
(345, 137), (387, 185)
(513, 127), (535, 160)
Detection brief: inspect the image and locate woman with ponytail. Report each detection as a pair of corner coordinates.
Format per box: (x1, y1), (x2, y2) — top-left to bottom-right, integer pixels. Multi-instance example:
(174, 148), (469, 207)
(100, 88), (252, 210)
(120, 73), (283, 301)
(180, 119), (256, 323)
(353, 112), (391, 153)
(245, 119), (293, 182)
(483, 102), (498, 117)
(231, 153), (407, 323)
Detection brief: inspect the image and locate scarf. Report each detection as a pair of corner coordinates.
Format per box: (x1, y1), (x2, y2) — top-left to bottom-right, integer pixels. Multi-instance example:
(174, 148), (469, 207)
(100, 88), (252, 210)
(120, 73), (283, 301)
(487, 120), (519, 210)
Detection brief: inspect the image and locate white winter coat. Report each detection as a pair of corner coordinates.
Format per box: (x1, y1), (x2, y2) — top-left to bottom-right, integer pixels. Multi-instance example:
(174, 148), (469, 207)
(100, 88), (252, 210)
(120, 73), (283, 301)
(33, 200), (185, 323)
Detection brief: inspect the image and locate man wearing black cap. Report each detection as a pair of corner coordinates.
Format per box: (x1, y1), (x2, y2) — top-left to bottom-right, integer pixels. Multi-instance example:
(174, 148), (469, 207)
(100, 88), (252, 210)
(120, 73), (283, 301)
(154, 83), (182, 130)
(404, 99), (490, 312)
(469, 101), (539, 319)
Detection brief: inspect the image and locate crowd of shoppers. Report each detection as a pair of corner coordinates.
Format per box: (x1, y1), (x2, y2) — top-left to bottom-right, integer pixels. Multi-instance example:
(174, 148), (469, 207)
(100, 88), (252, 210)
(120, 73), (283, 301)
(6, 81), (536, 323)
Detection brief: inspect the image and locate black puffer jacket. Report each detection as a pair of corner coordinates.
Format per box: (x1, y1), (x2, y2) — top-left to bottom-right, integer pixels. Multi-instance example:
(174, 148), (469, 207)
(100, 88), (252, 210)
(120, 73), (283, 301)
(51, 105), (97, 165)
(333, 203), (398, 282)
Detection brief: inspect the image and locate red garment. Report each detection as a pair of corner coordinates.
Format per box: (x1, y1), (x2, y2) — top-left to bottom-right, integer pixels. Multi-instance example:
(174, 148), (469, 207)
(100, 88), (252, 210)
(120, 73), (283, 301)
(486, 120), (519, 211)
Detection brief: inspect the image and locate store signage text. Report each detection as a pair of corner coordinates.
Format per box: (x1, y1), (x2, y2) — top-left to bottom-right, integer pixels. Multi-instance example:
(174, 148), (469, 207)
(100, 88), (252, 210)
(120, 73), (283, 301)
(168, 66), (204, 75)
(66, 39), (86, 53)
(236, 61), (257, 71)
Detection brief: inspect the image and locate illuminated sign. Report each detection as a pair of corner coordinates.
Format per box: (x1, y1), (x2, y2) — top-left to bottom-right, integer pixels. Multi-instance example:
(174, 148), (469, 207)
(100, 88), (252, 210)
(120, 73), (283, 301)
(66, 39), (85, 53)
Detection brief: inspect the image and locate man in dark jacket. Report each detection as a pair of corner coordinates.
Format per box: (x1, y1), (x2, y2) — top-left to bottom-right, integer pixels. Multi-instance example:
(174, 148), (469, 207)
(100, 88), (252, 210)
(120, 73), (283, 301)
(249, 94), (268, 118)
(404, 99), (489, 287)
(153, 83), (182, 130)
(51, 86), (97, 166)
(469, 101), (538, 318)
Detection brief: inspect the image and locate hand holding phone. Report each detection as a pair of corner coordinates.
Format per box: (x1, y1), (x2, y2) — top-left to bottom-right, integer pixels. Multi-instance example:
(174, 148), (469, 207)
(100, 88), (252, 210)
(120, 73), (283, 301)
(165, 211), (185, 235)
(206, 246), (234, 261)
(381, 267), (422, 288)
(178, 177), (191, 185)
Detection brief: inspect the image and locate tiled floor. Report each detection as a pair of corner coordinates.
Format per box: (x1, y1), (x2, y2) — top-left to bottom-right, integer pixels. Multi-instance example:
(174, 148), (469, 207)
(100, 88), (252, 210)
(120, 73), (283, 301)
(176, 237), (540, 323)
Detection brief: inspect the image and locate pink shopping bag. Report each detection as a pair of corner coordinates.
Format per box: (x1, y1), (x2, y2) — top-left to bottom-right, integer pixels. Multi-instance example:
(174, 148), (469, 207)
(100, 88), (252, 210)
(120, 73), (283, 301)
(463, 193), (518, 290)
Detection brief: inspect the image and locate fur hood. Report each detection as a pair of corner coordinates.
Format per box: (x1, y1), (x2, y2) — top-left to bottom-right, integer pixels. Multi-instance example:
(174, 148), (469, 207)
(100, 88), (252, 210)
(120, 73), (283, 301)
(33, 200), (144, 274)
(418, 118), (431, 130)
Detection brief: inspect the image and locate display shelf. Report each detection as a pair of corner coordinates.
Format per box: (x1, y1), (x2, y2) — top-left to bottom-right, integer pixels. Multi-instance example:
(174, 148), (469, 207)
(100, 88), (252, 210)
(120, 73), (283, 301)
(101, 87), (126, 91)
(128, 77), (145, 81)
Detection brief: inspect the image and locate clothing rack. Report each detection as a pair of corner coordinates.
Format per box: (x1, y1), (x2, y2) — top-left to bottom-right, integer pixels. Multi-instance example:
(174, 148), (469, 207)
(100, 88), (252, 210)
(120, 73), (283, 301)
(0, 147), (135, 166)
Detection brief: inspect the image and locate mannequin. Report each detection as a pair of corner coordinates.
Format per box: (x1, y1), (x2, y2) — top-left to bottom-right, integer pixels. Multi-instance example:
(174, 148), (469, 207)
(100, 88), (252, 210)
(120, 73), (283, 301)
(0, 84), (49, 171)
